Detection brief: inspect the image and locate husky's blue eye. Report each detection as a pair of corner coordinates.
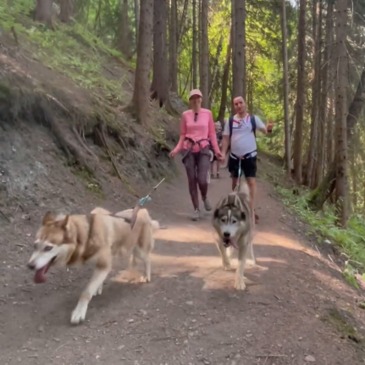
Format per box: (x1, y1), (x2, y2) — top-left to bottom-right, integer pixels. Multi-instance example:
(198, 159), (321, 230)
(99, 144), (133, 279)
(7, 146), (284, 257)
(44, 245), (53, 252)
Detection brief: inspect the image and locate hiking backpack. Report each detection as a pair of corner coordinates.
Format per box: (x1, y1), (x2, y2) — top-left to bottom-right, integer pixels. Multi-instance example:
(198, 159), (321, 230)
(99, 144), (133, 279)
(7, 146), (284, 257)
(228, 114), (256, 139)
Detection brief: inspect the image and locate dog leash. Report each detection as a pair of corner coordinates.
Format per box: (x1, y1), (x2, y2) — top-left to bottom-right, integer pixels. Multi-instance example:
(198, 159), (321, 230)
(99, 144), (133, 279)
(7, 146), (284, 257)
(235, 158), (243, 192)
(129, 177), (166, 229)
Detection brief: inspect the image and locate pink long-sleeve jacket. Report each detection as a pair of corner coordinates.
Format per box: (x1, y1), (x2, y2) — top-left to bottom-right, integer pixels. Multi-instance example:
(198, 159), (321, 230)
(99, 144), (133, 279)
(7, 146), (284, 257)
(172, 108), (221, 155)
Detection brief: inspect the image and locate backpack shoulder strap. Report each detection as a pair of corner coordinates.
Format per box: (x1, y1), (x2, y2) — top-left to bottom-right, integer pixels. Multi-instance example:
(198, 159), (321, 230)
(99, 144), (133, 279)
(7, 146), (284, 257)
(251, 115), (256, 137)
(229, 116), (234, 139)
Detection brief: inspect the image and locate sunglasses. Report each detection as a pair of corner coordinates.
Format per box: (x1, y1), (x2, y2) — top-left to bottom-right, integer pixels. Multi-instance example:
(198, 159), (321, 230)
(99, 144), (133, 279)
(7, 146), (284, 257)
(234, 102), (243, 106)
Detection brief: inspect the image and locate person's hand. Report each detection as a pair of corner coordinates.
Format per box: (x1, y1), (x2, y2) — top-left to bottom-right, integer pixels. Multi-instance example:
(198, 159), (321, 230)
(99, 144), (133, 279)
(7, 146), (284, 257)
(169, 149), (177, 158)
(216, 151), (224, 161)
(267, 121), (274, 133)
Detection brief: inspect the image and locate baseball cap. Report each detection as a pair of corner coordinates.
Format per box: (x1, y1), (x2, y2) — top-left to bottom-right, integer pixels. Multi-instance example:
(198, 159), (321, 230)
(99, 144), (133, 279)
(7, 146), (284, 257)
(189, 89), (203, 99)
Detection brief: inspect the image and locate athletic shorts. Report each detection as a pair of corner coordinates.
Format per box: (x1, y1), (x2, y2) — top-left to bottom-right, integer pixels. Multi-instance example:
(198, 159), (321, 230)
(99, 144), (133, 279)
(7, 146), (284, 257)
(228, 154), (257, 178)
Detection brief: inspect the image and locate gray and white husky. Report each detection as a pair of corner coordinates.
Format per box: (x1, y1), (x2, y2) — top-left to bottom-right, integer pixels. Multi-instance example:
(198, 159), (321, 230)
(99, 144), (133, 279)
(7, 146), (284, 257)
(212, 180), (255, 290)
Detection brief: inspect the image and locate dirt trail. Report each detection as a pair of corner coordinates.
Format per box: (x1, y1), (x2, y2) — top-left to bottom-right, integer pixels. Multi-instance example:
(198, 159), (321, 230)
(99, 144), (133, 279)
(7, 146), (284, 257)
(1, 162), (365, 365)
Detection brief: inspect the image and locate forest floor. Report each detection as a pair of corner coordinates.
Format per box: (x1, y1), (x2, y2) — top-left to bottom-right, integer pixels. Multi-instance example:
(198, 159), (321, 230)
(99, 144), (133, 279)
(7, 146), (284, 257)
(1, 160), (365, 365)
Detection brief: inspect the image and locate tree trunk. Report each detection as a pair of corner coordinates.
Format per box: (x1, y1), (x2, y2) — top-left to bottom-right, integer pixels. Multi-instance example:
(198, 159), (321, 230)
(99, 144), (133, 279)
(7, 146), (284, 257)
(292, 0), (306, 184)
(308, 66), (365, 211)
(59, 0), (73, 23)
(334, 0), (349, 227)
(169, 0), (178, 92)
(192, 0), (198, 88)
(199, 0), (209, 106)
(318, 0), (332, 183)
(326, 1), (335, 171)
(134, 0), (140, 43)
(93, 0), (102, 31)
(116, 0), (132, 59)
(208, 35), (223, 108)
(129, 0), (153, 123)
(217, 28), (232, 124)
(305, 0), (322, 188)
(280, 0), (291, 174)
(350, 141), (357, 211)
(177, 0), (189, 50)
(34, 0), (53, 27)
(150, 0), (170, 108)
(232, 0), (246, 99)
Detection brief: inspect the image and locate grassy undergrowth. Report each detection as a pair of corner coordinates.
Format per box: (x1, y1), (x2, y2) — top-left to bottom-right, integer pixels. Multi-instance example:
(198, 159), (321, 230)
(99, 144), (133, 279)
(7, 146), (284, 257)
(260, 153), (365, 288)
(0, 1), (128, 103)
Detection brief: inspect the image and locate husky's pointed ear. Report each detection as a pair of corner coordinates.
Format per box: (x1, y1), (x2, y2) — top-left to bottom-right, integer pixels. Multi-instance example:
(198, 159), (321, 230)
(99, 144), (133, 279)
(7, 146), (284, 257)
(60, 215), (69, 229)
(213, 208), (220, 219)
(42, 211), (54, 225)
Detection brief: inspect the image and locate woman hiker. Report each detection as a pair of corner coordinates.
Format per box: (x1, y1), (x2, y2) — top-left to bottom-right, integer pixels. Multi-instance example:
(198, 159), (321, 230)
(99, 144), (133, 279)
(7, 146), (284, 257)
(169, 89), (223, 221)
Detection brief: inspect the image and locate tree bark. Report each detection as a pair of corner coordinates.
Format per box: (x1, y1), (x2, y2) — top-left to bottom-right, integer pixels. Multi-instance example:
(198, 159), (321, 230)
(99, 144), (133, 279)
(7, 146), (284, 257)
(34, 0), (54, 27)
(169, 0), (178, 92)
(150, 0), (170, 108)
(59, 0), (73, 23)
(208, 35), (224, 108)
(217, 28), (232, 124)
(177, 0), (189, 50)
(334, 0), (349, 227)
(199, 0), (209, 106)
(232, 0), (246, 99)
(305, 0), (322, 188)
(129, 0), (153, 123)
(292, 0), (306, 184)
(280, 0), (291, 174)
(319, 0), (333, 183)
(116, 0), (132, 59)
(192, 0), (198, 88)
(134, 0), (140, 43)
(325, 2), (335, 175)
(308, 66), (365, 211)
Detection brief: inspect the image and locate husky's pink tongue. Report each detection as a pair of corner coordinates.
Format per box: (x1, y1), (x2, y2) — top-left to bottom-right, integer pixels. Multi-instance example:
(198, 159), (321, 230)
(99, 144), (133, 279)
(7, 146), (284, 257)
(34, 266), (48, 284)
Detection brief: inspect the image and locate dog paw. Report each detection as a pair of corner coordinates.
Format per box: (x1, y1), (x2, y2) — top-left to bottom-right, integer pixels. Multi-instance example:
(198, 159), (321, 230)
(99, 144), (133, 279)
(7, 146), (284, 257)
(70, 304), (87, 325)
(234, 278), (246, 291)
(223, 264), (232, 271)
(245, 259), (256, 267)
(139, 275), (151, 283)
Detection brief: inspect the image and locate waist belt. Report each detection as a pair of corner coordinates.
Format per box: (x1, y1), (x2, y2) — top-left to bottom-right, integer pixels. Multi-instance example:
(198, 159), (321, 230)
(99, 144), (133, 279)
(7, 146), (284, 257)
(230, 150), (257, 160)
(184, 137), (210, 150)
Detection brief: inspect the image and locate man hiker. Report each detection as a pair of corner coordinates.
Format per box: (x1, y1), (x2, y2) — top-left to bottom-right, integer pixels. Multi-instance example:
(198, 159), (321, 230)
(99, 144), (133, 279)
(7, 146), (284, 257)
(220, 96), (273, 223)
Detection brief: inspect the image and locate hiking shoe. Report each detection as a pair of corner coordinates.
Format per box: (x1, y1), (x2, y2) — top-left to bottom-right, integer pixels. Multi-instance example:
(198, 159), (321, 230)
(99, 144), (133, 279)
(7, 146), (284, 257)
(203, 198), (212, 212)
(191, 209), (200, 221)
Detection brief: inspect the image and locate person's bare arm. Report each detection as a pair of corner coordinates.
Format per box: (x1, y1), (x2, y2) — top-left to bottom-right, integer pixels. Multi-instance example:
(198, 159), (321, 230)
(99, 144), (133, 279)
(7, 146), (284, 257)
(256, 117), (273, 135)
(221, 135), (230, 155)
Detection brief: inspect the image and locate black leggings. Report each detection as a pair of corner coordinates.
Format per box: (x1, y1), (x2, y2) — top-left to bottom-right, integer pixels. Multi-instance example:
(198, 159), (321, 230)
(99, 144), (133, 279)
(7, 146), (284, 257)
(183, 148), (210, 210)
